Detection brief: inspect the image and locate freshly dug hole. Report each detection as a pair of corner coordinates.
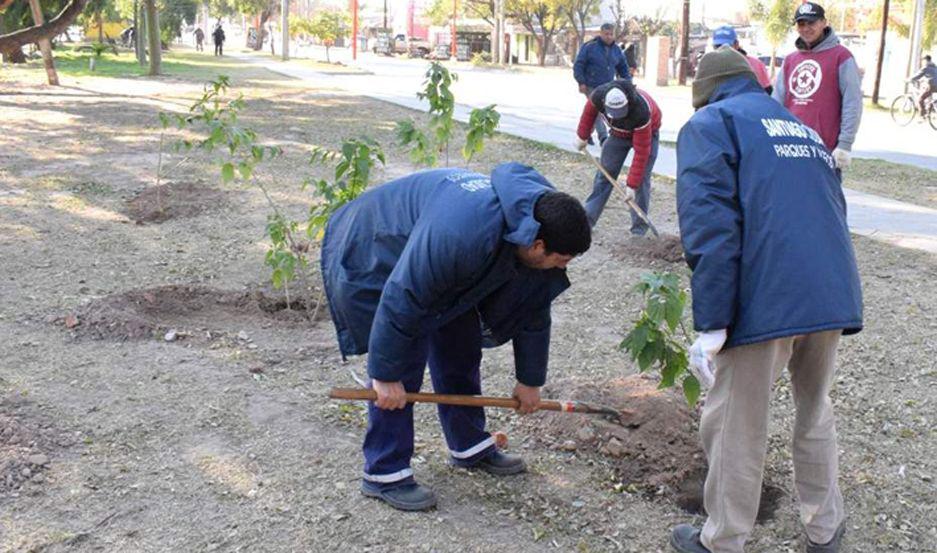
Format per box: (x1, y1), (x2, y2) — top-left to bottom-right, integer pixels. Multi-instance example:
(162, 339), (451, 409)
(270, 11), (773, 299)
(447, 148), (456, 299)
(530, 375), (783, 520)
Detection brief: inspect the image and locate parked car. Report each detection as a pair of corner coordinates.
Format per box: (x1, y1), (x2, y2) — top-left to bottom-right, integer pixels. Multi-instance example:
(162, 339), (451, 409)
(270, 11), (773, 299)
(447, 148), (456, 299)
(372, 31), (393, 56)
(757, 55), (785, 69)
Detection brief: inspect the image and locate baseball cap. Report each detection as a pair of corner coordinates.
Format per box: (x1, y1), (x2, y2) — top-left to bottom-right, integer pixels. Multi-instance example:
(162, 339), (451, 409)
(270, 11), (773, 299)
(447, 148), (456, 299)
(794, 2), (825, 23)
(604, 88), (629, 119)
(712, 26), (737, 47)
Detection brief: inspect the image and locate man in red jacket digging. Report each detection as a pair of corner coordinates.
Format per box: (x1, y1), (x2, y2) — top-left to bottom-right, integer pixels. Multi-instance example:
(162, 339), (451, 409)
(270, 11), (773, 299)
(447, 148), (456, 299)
(574, 79), (662, 233)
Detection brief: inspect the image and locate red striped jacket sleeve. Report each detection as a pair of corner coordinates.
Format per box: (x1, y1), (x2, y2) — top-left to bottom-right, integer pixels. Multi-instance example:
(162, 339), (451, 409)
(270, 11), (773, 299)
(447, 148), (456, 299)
(625, 91), (661, 188)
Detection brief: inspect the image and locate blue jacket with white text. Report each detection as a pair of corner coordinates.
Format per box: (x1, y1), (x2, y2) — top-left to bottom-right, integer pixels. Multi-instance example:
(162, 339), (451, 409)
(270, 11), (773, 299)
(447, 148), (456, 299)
(676, 76), (862, 348)
(320, 163), (570, 386)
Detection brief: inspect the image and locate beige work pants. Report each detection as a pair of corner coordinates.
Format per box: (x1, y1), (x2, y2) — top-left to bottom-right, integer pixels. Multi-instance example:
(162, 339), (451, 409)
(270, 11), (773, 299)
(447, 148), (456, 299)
(700, 330), (845, 553)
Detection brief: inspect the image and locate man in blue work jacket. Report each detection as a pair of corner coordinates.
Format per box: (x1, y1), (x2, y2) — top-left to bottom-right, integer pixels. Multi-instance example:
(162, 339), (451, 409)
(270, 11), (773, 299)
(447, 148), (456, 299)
(321, 163), (591, 511)
(573, 22), (631, 144)
(669, 47), (862, 553)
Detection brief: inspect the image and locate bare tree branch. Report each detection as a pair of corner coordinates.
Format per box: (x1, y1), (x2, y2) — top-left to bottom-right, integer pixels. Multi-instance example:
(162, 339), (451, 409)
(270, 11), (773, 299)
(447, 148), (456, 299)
(0, 0), (89, 52)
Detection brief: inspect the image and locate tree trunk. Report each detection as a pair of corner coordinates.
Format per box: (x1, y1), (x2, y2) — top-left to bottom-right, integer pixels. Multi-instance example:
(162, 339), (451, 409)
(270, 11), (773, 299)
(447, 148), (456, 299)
(28, 0), (60, 85)
(536, 36), (546, 66)
(144, 0), (160, 75)
(96, 11), (103, 42)
(136, 0), (147, 65)
(325, 45), (330, 63)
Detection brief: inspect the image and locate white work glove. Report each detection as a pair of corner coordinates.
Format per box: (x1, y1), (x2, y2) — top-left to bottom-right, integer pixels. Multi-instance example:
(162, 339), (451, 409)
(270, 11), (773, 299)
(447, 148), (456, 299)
(573, 136), (588, 152)
(832, 148), (851, 169)
(622, 184), (637, 203)
(688, 329), (727, 389)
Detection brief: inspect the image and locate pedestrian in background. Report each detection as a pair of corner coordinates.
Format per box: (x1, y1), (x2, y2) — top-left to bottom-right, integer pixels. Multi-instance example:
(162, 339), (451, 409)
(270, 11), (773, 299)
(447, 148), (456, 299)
(212, 23), (226, 56)
(573, 23), (631, 145)
(194, 27), (205, 52)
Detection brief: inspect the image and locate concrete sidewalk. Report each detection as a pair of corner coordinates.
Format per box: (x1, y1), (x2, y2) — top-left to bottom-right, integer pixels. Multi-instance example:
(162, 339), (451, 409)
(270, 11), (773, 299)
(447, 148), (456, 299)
(242, 55), (937, 256)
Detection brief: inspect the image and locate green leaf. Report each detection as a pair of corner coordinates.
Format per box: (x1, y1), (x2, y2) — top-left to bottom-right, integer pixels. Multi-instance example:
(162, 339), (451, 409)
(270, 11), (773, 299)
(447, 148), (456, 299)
(238, 161), (254, 180)
(646, 297), (666, 325)
(682, 375), (701, 406)
(664, 293), (685, 332)
(221, 163), (235, 183)
(637, 336), (659, 372)
(620, 323), (650, 359)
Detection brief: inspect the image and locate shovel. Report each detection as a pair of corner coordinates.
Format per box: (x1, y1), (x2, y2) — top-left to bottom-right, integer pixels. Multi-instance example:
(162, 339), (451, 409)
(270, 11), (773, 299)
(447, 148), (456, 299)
(329, 387), (623, 418)
(582, 149), (660, 237)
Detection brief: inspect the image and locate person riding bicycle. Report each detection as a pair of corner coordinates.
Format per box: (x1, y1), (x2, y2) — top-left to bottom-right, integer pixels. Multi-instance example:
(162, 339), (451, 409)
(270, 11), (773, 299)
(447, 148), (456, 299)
(909, 55), (937, 116)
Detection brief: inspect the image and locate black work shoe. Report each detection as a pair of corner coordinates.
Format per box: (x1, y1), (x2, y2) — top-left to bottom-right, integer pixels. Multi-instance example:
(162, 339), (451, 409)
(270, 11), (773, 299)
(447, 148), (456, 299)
(670, 524), (712, 553)
(450, 450), (527, 476)
(806, 521), (846, 553)
(360, 480), (437, 511)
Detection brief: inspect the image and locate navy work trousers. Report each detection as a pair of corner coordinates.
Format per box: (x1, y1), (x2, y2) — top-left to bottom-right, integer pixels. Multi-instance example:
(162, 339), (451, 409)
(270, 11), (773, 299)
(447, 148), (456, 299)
(362, 309), (495, 487)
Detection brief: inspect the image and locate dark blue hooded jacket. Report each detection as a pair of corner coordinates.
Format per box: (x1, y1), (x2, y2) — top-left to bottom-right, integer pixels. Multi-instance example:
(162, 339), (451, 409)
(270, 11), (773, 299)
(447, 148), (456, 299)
(573, 37), (631, 90)
(320, 163), (570, 386)
(676, 76), (862, 348)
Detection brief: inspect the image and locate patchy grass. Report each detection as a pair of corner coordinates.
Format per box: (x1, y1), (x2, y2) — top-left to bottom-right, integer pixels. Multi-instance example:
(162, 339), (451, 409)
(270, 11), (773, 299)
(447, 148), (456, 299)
(844, 158), (937, 209)
(2, 46), (281, 85)
(240, 51), (371, 74)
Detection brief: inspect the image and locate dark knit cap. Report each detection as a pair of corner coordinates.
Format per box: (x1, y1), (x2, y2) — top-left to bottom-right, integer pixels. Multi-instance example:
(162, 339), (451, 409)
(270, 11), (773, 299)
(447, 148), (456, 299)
(692, 45), (757, 109)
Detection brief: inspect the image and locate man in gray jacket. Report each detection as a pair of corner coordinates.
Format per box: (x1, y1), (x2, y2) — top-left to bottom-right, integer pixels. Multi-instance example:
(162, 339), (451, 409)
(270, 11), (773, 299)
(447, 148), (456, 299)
(772, 2), (862, 171)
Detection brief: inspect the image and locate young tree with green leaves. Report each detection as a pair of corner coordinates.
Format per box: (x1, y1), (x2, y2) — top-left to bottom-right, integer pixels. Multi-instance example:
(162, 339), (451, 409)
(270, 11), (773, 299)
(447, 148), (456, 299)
(508, 0), (566, 66)
(310, 10), (348, 63)
(619, 272), (701, 406)
(396, 62), (501, 167)
(748, 0), (794, 78)
(561, 0), (601, 58)
(159, 0), (198, 46)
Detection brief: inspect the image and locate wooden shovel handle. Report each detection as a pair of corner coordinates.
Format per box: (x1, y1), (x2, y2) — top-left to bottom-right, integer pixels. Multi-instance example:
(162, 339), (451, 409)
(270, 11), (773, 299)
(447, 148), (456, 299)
(329, 387), (573, 412)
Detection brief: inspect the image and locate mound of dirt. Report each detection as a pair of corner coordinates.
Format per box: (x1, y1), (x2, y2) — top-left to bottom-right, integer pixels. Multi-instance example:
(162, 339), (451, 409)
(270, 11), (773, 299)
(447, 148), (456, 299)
(58, 284), (328, 341)
(124, 181), (232, 224)
(533, 375), (782, 519)
(614, 233), (684, 263)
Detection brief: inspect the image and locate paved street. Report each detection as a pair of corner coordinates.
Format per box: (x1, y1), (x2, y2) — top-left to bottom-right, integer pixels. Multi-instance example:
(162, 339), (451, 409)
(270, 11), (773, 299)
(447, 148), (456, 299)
(238, 49), (937, 254)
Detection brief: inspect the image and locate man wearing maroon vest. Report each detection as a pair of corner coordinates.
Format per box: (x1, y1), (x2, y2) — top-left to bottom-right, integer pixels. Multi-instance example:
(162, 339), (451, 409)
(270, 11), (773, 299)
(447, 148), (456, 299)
(772, 2), (862, 171)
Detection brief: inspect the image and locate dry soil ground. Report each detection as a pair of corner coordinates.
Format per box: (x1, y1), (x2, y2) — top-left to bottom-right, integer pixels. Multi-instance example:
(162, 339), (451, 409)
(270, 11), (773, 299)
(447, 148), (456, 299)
(0, 58), (934, 552)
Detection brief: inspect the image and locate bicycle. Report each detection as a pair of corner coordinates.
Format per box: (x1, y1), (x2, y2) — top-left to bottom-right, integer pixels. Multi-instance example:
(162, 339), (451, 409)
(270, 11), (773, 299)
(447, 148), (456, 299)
(890, 81), (937, 130)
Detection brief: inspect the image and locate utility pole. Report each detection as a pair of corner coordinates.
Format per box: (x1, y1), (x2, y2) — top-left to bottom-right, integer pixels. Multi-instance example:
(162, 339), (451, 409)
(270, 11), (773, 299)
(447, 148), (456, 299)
(352, 0), (358, 60)
(281, 0), (289, 60)
(872, 0), (890, 104)
(905, 0), (924, 85)
(27, 0), (59, 85)
(383, 0), (388, 30)
(451, 0), (457, 59)
(678, 0), (689, 85)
